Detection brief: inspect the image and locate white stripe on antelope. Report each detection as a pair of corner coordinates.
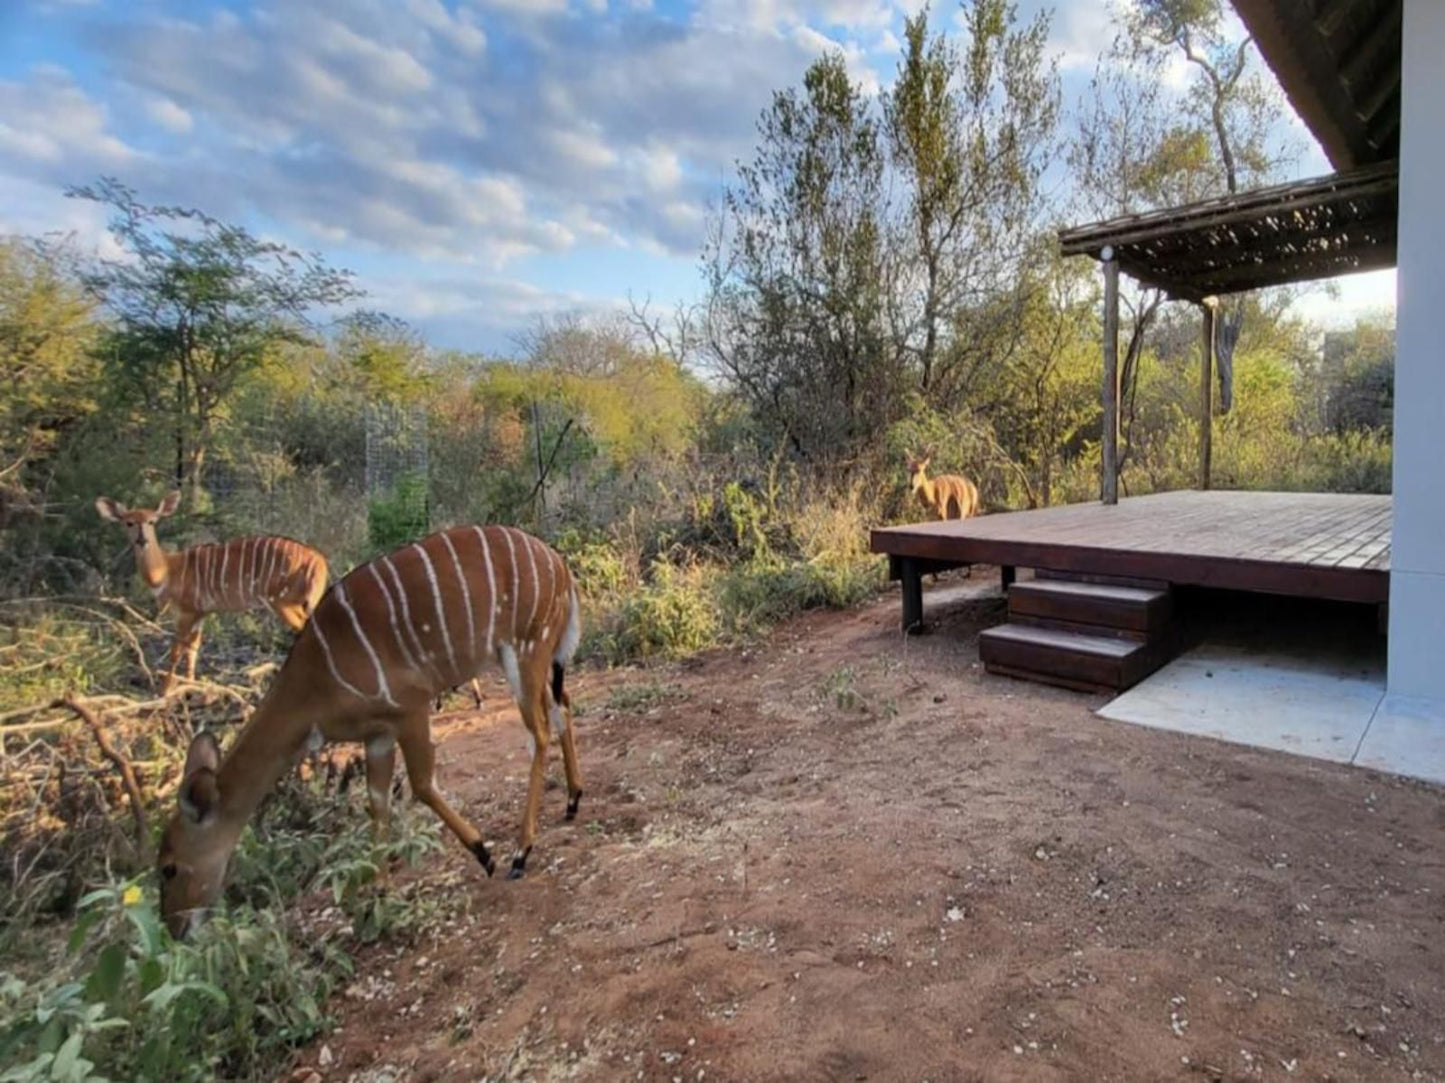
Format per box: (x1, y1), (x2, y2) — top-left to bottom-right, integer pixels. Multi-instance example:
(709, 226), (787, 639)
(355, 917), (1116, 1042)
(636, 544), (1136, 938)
(154, 524), (585, 940)
(96, 491), (329, 693)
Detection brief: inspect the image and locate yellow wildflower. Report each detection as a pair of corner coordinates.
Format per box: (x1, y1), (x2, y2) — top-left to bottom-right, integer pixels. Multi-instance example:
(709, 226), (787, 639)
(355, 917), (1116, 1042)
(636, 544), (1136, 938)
(122, 885), (142, 907)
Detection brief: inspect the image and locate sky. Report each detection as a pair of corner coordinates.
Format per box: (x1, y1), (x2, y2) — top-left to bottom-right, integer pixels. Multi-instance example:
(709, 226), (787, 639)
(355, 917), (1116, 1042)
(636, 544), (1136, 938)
(0, 0), (1395, 355)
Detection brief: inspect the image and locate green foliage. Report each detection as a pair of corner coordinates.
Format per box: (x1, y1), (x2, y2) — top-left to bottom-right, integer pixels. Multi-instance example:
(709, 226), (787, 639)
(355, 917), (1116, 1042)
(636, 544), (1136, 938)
(0, 882), (330, 1083)
(613, 560), (720, 661)
(366, 471), (429, 553)
(0, 786), (441, 1083)
(65, 179), (361, 508)
(0, 239), (101, 499)
(708, 3), (1060, 467)
(1323, 315), (1394, 435)
(706, 50), (896, 463)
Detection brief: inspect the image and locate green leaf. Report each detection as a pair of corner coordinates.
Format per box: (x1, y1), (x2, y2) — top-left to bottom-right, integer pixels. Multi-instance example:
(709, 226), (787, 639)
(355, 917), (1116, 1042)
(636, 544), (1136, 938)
(66, 912), (102, 956)
(83, 944), (127, 1004)
(75, 890), (112, 911)
(141, 981), (228, 1014)
(48, 1032), (82, 1081)
(0, 1052), (53, 1083)
(136, 958), (164, 997)
(124, 905), (163, 957)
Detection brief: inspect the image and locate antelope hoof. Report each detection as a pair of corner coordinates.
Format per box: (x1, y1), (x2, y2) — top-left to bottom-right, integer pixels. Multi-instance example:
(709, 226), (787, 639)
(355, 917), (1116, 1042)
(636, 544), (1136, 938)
(471, 840), (495, 877)
(565, 791), (582, 821)
(507, 848), (531, 880)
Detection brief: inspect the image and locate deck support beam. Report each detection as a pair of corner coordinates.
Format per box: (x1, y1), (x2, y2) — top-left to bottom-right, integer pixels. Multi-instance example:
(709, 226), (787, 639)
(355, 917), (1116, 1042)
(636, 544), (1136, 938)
(1101, 248), (1121, 505)
(1200, 298), (1216, 490)
(900, 558), (923, 633)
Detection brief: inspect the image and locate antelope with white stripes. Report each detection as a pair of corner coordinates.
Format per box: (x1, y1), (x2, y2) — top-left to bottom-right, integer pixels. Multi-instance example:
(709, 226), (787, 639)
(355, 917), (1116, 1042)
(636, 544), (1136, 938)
(155, 524), (583, 938)
(96, 491), (329, 692)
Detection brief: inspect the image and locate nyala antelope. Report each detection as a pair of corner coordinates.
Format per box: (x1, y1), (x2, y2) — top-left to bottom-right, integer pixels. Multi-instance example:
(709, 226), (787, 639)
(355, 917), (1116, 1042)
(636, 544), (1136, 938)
(96, 491), (328, 692)
(156, 524), (582, 938)
(905, 450), (980, 520)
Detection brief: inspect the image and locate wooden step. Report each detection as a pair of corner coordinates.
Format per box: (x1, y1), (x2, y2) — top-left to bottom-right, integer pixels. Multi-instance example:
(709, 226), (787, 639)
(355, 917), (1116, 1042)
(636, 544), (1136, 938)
(979, 623), (1166, 693)
(1008, 579), (1172, 635)
(1034, 568), (1169, 592)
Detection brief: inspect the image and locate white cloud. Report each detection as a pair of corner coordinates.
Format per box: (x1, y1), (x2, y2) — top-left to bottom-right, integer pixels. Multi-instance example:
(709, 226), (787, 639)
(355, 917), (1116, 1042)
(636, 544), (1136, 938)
(1050, 0), (1117, 72)
(0, 0), (929, 340)
(0, 67), (136, 171)
(471, 0), (570, 12)
(547, 126), (620, 170)
(145, 97), (194, 133)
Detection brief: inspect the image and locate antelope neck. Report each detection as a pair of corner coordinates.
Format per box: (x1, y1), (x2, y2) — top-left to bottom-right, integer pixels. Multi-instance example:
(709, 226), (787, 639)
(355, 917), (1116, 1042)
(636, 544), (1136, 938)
(135, 530), (172, 591)
(214, 663), (327, 827)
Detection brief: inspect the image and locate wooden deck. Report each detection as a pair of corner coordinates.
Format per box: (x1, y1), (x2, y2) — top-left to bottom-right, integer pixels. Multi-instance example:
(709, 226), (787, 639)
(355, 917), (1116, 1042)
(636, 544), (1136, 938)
(871, 491), (1390, 630)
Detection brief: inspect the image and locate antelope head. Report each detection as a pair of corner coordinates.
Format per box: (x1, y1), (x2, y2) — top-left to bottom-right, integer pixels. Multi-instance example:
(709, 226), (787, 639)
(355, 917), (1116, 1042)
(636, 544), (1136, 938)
(96, 490), (180, 557)
(905, 449), (932, 494)
(157, 731), (236, 939)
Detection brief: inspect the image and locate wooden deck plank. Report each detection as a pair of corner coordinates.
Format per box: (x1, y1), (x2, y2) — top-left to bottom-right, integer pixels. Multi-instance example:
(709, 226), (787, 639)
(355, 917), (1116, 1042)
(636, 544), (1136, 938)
(870, 490), (1390, 605)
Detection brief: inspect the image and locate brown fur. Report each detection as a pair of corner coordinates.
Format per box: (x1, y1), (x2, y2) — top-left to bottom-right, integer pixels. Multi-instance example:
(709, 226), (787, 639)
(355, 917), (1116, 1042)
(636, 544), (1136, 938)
(96, 490), (328, 691)
(906, 451), (979, 520)
(155, 525), (583, 937)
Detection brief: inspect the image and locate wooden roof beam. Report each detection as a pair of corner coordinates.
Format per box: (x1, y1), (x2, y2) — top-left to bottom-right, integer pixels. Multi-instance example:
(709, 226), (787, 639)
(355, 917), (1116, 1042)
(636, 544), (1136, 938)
(1188, 241), (1397, 294)
(1340, 5), (1401, 94)
(1355, 60), (1401, 124)
(1113, 251), (1204, 303)
(1059, 170), (1397, 256)
(1312, 0), (1356, 38)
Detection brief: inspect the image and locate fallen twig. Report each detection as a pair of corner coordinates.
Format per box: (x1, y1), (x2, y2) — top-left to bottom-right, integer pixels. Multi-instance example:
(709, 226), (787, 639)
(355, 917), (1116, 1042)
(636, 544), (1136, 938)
(57, 697), (150, 860)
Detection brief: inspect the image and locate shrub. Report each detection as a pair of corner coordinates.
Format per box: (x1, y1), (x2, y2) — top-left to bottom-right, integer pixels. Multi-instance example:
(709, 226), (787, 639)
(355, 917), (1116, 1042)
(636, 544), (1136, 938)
(0, 796), (441, 1083)
(366, 471), (429, 552)
(613, 559), (719, 660)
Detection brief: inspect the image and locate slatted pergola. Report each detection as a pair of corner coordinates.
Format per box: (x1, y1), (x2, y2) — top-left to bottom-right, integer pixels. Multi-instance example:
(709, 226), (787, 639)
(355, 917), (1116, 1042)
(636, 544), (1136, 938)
(1057, 159), (1399, 502)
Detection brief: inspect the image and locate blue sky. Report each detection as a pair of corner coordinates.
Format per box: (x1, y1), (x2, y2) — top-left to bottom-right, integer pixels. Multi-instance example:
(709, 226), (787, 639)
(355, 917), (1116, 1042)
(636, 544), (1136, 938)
(0, 0), (1394, 354)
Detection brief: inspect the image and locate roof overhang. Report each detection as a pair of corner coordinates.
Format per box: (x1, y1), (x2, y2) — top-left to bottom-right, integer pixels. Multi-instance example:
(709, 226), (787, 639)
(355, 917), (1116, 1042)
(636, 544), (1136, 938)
(1231, 0), (1401, 170)
(1058, 160), (1398, 302)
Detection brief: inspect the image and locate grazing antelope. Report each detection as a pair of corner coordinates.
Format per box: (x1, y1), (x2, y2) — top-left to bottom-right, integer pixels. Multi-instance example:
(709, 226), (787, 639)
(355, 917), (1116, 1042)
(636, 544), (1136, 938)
(156, 524), (583, 938)
(96, 491), (329, 692)
(905, 450), (980, 520)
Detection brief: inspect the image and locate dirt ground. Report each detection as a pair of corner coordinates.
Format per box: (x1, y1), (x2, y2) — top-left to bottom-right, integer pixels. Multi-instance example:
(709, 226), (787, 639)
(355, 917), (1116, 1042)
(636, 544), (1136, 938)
(290, 571), (1445, 1083)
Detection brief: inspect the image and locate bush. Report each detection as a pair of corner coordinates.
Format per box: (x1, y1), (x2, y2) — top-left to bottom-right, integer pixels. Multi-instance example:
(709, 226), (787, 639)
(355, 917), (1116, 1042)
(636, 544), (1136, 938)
(366, 471), (429, 552)
(0, 795), (441, 1083)
(613, 559), (719, 660)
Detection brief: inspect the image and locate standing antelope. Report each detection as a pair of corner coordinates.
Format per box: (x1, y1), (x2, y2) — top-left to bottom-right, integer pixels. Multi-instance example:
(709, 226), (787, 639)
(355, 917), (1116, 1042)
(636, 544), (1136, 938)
(905, 450), (980, 520)
(156, 524), (583, 938)
(96, 491), (328, 692)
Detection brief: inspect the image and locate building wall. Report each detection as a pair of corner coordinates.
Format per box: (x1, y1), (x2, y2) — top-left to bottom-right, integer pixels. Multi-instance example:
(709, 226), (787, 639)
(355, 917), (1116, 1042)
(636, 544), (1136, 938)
(1387, 0), (1445, 700)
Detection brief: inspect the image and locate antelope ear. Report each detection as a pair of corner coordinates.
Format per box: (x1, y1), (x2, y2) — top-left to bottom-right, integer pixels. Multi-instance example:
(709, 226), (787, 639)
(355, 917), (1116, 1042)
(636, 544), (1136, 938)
(178, 732), (221, 823)
(156, 491), (182, 519)
(95, 496), (126, 522)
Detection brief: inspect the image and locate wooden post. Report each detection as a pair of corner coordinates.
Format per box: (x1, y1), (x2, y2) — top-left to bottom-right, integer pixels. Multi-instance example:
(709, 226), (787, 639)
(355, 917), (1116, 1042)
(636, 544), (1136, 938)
(1101, 247), (1120, 505)
(531, 399), (547, 522)
(900, 558), (924, 634)
(1200, 298), (1215, 490)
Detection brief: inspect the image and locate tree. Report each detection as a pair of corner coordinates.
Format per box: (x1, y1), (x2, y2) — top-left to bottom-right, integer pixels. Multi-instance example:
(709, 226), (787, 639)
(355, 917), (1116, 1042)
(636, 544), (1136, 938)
(984, 253), (1101, 506)
(703, 52), (896, 465)
(67, 179), (361, 507)
(333, 311), (430, 404)
(1118, 0), (1296, 411)
(885, 0), (1060, 400)
(1323, 313), (1394, 435)
(0, 237), (101, 523)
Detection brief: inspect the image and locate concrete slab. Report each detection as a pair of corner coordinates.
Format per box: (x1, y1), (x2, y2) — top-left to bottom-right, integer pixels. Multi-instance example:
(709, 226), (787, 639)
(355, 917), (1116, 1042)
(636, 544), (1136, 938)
(1098, 643), (1385, 766)
(1354, 693), (1445, 786)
